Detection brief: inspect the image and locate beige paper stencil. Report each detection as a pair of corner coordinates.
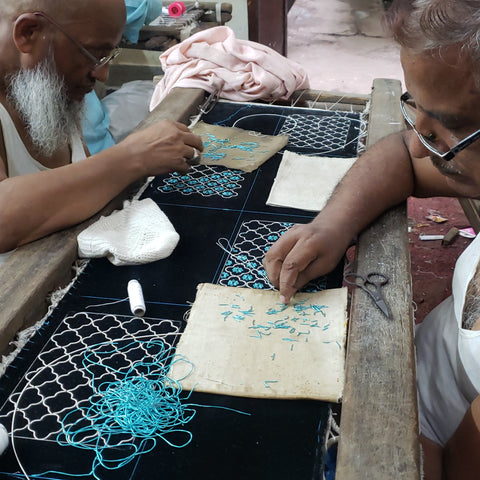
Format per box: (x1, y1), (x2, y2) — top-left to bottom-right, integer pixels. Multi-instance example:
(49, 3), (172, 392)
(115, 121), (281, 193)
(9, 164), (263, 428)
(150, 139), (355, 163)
(266, 150), (356, 211)
(170, 284), (348, 402)
(192, 121), (289, 172)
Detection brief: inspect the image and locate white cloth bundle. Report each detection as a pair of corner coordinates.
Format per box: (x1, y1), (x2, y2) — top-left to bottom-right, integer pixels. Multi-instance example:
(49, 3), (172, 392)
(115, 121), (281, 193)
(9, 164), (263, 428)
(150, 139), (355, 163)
(77, 198), (179, 266)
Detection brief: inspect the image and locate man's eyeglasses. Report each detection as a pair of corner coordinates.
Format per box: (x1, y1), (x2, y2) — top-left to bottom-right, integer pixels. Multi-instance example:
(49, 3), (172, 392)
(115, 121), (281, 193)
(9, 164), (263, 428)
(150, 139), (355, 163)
(33, 11), (120, 70)
(400, 91), (480, 161)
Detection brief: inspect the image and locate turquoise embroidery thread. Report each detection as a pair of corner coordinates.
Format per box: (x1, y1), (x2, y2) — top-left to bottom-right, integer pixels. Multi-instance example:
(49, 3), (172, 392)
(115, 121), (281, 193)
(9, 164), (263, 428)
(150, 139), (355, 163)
(17, 338), (249, 480)
(220, 299), (330, 347)
(202, 133), (266, 163)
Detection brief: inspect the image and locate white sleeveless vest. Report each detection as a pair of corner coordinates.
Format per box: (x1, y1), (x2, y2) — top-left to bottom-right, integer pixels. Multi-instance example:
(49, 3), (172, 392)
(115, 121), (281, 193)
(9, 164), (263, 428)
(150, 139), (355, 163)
(0, 102), (87, 265)
(416, 232), (480, 445)
(0, 102), (86, 177)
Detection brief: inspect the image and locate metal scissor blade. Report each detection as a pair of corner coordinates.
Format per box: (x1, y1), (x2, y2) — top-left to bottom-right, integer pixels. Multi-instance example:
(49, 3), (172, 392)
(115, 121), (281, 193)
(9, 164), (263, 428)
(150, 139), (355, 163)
(374, 298), (391, 319)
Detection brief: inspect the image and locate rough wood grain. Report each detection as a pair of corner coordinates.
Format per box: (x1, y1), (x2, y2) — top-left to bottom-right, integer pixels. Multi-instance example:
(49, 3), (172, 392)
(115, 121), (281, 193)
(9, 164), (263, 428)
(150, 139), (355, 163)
(185, 2), (232, 13)
(247, 0), (288, 55)
(458, 198), (480, 234)
(336, 78), (421, 479)
(290, 89), (369, 107)
(0, 87), (205, 354)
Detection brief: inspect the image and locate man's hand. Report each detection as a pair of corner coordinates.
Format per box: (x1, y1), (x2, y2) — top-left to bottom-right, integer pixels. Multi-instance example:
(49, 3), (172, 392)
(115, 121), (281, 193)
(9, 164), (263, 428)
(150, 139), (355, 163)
(263, 222), (349, 304)
(121, 119), (204, 176)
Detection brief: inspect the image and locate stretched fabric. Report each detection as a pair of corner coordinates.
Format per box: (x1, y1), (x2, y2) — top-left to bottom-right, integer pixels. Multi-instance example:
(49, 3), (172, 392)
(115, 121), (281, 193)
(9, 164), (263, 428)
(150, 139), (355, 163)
(150, 26), (310, 110)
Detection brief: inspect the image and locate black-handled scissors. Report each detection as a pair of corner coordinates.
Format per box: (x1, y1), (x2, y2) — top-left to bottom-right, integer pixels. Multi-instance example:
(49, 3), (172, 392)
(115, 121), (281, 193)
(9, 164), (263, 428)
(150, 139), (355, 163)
(343, 272), (391, 319)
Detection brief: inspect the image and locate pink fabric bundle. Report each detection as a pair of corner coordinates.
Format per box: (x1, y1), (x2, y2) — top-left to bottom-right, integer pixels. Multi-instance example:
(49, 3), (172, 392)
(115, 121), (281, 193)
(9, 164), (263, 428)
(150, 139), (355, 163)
(149, 26), (310, 110)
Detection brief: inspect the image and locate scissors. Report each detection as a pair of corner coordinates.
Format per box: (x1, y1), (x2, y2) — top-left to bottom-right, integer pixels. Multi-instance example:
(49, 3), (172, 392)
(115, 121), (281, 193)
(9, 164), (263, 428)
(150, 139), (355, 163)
(343, 272), (391, 319)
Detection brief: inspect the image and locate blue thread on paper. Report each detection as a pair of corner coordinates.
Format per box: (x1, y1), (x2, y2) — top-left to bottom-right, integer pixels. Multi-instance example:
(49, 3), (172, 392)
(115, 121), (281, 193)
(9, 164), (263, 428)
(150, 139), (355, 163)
(202, 133), (266, 164)
(264, 380), (278, 389)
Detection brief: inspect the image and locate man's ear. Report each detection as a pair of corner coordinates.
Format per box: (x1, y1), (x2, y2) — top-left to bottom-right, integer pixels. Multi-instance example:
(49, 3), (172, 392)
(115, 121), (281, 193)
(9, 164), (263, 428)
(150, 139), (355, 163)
(12, 13), (47, 54)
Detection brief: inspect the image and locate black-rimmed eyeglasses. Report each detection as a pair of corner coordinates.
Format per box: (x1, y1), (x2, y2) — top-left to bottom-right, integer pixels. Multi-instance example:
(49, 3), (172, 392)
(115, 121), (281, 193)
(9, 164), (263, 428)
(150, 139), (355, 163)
(33, 11), (120, 70)
(400, 91), (480, 161)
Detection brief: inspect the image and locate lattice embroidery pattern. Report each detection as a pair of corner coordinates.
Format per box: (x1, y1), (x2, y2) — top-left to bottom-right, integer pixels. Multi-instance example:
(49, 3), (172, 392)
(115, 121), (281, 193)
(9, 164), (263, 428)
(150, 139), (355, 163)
(158, 165), (244, 198)
(218, 220), (327, 292)
(279, 113), (358, 151)
(1, 313), (181, 441)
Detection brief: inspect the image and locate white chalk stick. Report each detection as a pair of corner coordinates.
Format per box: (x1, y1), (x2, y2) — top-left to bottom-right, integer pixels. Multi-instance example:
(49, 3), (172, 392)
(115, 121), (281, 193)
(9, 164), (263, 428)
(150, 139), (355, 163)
(419, 234), (444, 241)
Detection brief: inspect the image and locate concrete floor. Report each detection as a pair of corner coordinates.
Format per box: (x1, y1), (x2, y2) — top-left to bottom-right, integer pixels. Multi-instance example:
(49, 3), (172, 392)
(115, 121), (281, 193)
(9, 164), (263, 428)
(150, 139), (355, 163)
(286, 0), (473, 322)
(287, 0), (404, 94)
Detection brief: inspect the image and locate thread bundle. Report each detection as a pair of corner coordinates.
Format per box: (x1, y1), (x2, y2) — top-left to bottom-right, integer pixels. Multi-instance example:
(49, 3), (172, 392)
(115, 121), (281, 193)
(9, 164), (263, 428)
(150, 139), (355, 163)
(36, 339), (249, 479)
(58, 340), (196, 477)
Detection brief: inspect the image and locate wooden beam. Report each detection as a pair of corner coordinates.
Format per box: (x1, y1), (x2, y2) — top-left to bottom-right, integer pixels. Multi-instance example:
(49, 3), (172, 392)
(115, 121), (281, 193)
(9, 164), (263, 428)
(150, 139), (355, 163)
(247, 0), (288, 55)
(133, 87), (205, 130)
(336, 79), (421, 479)
(183, 2), (232, 12)
(290, 89), (369, 107)
(288, 89), (369, 112)
(458, 198), (480, 234)
(0, 87), (206, 354)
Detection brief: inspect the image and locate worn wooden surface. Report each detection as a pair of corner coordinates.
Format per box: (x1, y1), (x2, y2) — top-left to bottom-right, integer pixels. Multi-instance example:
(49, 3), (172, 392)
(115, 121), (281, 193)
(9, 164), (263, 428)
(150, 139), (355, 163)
(182, 2), (232, 12)
(247, 0), (288, 55)
(288, 89), (369, 113)
(0, 87), (205, 354)
(459, 197), (480, 233)
(336, 78), (421, 479)
(290, 89), (369, 107)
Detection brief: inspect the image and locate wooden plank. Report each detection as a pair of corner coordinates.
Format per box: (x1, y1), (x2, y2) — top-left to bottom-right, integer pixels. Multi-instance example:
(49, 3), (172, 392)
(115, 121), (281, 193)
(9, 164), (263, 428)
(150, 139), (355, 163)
(289, 89), (368, 112)
(336, 79), (421, 479)
(183, 2), (232, 13)
(133, 87), (205, 130)
(247, 0), (288, 55)
(458, 197), (480, 234)
(197, 12), (232, 24)
(0, 87), (206, 354)
(290, 89), (369, 107)
(304, 102), (366, 113)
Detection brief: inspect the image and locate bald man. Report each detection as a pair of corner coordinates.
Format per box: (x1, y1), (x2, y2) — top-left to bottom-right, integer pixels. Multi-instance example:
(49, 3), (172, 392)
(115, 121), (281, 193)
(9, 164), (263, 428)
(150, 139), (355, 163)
(0, 0), (203, 258)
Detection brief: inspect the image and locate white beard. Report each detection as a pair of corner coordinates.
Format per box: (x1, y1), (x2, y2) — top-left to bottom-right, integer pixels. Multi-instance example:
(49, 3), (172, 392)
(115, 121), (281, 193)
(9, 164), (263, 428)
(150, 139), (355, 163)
(6, 52), (84, 157)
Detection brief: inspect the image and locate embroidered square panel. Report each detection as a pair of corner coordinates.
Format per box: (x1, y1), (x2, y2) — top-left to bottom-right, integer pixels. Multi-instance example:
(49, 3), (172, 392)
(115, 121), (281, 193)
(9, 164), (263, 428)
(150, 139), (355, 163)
(170, 283), (348, 402)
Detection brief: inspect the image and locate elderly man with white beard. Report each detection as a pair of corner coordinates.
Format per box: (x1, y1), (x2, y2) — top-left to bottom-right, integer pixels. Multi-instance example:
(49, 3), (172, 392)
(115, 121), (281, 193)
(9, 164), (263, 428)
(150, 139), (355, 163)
(0, 0), (203, 260)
